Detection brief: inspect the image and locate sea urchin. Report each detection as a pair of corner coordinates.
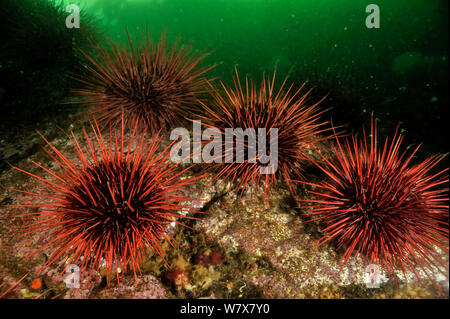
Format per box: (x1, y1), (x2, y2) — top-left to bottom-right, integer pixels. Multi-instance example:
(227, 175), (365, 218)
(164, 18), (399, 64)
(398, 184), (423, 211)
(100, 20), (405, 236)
(10, 117), (202, 286)
(199, 68), (331, 196)
(72, 30), (215, 134)
(297, 118), (449, 280)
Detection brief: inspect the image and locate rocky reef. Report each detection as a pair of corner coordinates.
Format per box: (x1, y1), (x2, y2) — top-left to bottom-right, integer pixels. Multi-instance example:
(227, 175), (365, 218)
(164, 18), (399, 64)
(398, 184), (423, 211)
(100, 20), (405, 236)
(0, 119), (448, 299)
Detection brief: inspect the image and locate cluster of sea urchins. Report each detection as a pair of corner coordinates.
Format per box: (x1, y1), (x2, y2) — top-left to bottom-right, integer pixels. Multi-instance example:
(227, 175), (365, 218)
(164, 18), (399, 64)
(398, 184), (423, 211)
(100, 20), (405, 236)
(11, 30), (214, 288)
(11, 118), (203, 286)
(297, 118), (449, 280)
(9, 28), (449, 289)
(72, 30), (215, 134)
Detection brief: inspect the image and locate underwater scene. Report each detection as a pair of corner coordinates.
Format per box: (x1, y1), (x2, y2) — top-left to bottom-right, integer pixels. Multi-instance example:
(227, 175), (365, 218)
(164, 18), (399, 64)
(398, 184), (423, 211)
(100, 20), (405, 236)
(0, 0), (448, 301)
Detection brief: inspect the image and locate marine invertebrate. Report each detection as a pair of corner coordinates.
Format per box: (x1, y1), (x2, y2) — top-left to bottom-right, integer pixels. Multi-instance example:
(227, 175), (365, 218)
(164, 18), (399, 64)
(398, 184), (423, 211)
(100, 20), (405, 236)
(199, 68), (331, 196)
(72, 29), (215, 134)
(297, 118), (449, 280)
(10, 117), (203, 286)
(30, 278), (42, 290)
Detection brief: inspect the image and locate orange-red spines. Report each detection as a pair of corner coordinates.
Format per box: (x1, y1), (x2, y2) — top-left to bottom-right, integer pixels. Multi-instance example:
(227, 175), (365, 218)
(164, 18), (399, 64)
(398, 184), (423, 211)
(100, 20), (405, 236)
(10, 119), (203, 286)
(199, 68), (332, 196)
(297, 118), (449, 281)
(0, 274), (28, 298)
(71, 29), (215, 135)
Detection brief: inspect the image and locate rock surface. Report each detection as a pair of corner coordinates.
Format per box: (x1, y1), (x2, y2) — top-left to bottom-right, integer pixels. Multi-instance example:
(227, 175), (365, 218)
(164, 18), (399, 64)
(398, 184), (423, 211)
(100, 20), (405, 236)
(0, 126), (448, 299)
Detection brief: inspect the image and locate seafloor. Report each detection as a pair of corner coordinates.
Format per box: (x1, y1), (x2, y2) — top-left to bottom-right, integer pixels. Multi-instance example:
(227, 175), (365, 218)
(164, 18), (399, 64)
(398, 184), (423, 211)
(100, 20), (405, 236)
(0, 110), (448, 299)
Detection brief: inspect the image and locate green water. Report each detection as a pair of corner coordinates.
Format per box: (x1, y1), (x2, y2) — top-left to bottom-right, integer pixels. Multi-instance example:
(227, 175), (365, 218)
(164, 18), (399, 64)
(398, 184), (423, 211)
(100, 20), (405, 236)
(63, 0), (448, 78)
(3, 0), (448, 160)
(59, 0), (448, 156)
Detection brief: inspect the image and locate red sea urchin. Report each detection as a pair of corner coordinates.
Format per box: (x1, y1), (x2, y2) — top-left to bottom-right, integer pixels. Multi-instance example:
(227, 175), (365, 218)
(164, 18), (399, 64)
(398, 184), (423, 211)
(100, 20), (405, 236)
(10, 117), (203, 286)
(199, 68), (331, 196)
(297, 118), (449, 280)
(72, 30), (215, 134)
